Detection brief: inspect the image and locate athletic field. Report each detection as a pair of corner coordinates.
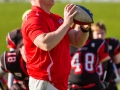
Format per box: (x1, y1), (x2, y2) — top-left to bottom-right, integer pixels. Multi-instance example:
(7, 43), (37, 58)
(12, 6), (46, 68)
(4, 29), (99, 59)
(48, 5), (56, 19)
(0, 2), (120, 89)
(0, 2), (120, 54)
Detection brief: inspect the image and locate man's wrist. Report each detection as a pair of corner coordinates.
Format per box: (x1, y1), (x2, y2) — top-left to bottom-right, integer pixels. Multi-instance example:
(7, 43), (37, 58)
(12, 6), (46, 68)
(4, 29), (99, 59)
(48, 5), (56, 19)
(80, 26), (89, 33)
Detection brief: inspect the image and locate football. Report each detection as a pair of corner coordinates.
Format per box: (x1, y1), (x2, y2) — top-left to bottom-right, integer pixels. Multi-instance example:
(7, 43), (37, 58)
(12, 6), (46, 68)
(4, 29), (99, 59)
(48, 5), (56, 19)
(73, 5), (93, 25)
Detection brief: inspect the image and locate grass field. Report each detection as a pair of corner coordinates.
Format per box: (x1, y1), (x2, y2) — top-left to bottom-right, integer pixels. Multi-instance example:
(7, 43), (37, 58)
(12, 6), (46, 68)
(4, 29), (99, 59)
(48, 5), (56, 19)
(0, 1), (120, 89)
(0, 2), (120, 54)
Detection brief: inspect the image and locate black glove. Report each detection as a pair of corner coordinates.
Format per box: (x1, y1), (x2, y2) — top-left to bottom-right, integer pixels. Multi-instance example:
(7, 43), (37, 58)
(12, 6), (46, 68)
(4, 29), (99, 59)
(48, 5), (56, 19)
(95, 81), (109, 90)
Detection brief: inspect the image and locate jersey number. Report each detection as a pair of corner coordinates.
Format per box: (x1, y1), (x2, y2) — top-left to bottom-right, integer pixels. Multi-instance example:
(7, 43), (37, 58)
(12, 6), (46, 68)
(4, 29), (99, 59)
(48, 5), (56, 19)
(71, 53), (82, 74)
(7, 52), (16, 63)
(97, 64), (103, 76)
(71, 52), (95, 73)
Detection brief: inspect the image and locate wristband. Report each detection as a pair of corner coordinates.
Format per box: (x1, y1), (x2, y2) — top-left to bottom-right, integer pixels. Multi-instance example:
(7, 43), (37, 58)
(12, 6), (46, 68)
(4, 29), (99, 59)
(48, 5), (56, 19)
(80, 26), (89, 33)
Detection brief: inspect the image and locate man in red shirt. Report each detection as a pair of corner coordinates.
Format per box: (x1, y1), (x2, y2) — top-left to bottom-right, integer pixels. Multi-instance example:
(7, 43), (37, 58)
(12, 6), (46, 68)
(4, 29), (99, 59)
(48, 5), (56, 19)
(21, 1), (90, 90)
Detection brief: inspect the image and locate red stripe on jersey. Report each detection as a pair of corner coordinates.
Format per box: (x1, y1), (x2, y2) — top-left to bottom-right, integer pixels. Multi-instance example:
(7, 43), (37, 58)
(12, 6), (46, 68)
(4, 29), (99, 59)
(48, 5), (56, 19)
(6, 34), (16, 49)
(97, 40), (109, 62)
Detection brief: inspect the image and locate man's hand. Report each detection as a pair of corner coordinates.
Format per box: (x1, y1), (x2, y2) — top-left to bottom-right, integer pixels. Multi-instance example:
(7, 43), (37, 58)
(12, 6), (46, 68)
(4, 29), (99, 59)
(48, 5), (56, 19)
(95, 81), (109, 90)
(64, 4), (78, 26)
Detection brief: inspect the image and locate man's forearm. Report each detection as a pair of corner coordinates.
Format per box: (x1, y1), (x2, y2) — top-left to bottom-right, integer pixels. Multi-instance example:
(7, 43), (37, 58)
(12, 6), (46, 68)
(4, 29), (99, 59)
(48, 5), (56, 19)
(34, 23), (70, 51)
(70, 24), (89, 48)
(75, 29), (89, 47)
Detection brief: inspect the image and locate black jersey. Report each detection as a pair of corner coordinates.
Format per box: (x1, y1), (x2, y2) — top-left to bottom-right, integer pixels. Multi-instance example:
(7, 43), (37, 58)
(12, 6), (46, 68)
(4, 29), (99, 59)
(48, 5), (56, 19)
(70, 45), (78, 56)
(68, 39), (109, 86)
(0, 50), (29, 90)
(98, 37), (120, 80)
(105, 37), (120, 58)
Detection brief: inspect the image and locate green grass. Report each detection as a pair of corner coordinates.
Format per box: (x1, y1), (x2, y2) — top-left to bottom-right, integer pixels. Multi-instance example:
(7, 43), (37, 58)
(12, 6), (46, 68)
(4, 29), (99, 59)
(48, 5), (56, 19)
(0, 2), (120, 89)
(118, 83), (120, 90)
(0, 2), (31, 54)
(0, 2), (120, 54)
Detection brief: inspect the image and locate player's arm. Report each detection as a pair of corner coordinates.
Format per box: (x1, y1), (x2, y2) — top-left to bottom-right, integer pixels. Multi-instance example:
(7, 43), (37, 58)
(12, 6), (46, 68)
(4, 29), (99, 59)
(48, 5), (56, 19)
(100, 56), (111, 63)
(99, 40), (111, 63)
(96, 59), (114, 90)
(112, 41), (120, 75)
(113, 53), (120, 64)
(99, 57), (114, 83)
(102, 60), (114, 82)
(99, 41), (114, 82)
(112, 39), (120, 64)
(113, 53), (120, 75)
(96, 41), (114, 90)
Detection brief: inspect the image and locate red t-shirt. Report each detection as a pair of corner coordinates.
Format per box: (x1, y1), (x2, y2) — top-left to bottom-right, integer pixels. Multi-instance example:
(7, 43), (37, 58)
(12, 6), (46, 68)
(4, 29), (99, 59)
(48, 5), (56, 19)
(22, 6), (71, 90)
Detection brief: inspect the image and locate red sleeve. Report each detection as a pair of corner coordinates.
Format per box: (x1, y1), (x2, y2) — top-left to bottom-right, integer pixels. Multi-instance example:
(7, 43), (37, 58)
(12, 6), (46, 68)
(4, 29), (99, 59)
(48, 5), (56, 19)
(26, 17), (49, 42)
(98, 41), (109, 61)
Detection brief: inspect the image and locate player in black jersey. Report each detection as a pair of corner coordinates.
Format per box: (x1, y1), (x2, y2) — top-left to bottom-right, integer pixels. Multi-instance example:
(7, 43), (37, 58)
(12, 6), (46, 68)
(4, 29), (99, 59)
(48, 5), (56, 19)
(6, 28), (23, 89)
(4, 10), (31, 90)
(0, 40), (29, 90)
(0, 28), (23, 90)
(68, 24), (114, 90)
(91, 22), (120, 90)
